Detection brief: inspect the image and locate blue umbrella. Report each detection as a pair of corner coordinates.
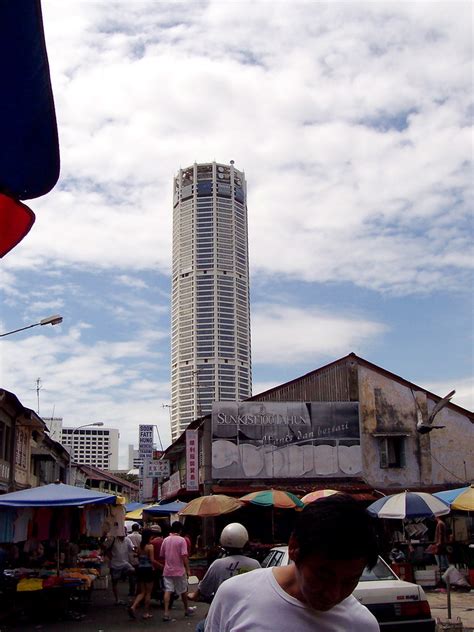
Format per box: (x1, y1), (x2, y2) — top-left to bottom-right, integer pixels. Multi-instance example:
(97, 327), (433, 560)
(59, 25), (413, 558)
(434, 486), (474, 511)
(367, 491), (450, 519)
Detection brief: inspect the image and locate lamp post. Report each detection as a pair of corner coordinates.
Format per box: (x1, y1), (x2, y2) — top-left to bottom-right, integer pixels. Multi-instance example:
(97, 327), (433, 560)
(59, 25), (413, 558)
(67, 422), (104, 485)
(0, 314), (63, 338)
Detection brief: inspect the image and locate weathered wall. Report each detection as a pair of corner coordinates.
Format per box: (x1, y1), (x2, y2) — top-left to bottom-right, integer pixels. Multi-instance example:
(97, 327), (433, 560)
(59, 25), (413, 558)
(427, 404), (473, 484)
(358, 364), (473, 489)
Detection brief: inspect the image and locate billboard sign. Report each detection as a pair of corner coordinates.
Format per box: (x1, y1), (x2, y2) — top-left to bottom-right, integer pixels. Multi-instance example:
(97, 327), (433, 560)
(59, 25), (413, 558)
(211, 402), (361, 479)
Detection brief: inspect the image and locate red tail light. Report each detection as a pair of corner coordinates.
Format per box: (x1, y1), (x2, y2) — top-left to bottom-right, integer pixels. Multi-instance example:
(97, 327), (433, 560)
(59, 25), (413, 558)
(398, 600), (431, 618)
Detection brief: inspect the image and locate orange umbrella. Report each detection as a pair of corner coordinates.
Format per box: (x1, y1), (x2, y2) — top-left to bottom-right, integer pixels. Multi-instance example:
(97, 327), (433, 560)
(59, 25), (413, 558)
(301, 489), (340, 504)
(179, 495), (243, 517)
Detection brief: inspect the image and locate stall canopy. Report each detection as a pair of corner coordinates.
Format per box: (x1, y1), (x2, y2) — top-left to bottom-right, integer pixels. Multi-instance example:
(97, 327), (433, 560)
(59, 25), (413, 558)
(0, 483), (117, 507)
(125, 501), (147, 513)
(145, 500), (188, 516)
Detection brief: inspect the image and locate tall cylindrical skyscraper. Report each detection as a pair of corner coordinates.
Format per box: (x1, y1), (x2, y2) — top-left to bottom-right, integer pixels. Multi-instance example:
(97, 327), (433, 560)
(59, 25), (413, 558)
(171, 162), (252, 441)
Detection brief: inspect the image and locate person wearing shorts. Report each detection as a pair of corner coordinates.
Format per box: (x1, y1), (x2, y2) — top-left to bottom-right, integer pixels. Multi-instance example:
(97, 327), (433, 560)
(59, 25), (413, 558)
(128, 529), (157, 620)
(159, 521), (194, 622)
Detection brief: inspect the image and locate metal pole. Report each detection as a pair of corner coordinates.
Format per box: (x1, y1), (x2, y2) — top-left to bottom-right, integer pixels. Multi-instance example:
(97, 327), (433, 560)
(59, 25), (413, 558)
(446, 577), (452, 619)
(7, 415), (19, 492)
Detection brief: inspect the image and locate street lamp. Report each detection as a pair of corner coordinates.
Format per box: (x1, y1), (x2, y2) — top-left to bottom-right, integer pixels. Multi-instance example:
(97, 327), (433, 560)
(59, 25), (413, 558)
(67, 422), (104, 485)
(0, 314), (63, 338)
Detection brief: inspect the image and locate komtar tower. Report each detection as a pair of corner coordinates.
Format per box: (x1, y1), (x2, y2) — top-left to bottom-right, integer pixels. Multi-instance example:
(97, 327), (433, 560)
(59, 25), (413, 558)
(170, 161), (252, 441)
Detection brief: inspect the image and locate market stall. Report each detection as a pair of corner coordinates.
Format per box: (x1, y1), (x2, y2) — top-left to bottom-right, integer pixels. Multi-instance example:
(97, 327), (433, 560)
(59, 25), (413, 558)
(0, 482), (124, 624)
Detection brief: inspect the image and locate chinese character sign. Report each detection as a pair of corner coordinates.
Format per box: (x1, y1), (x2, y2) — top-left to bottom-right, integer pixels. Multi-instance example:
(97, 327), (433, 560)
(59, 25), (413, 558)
(145, 460), (170, 479)
(139, 424), (154, 460)
(186, 429), (199, 491)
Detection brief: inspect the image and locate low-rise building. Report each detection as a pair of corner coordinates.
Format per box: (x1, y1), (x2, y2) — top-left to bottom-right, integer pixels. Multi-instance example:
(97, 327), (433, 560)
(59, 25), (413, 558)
(158, 353), (474, 502)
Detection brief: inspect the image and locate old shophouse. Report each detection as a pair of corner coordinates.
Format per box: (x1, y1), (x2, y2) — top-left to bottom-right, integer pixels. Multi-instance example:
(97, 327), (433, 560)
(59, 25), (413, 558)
(158, 353), (474, 502)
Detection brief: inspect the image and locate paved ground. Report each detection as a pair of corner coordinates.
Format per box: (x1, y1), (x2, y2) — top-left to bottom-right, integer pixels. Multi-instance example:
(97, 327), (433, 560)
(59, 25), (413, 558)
(1, 581), (473, 631)
(426, 589), (474, 631)
(0, 580), (210, 632)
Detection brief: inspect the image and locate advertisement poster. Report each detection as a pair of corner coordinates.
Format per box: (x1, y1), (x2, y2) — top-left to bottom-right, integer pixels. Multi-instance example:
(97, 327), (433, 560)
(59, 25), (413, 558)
(211, 402), (361, 479)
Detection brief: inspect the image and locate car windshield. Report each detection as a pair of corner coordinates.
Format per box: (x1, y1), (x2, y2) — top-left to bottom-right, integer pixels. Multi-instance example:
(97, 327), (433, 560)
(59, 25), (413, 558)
(360, 558), (397, 581)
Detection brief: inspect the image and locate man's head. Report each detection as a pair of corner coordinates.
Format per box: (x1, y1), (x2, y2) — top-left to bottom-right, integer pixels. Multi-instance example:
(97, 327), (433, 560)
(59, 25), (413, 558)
(131, 523), (140, 533)
(170, 521), (183, 534)
(288, 494), (378, 612)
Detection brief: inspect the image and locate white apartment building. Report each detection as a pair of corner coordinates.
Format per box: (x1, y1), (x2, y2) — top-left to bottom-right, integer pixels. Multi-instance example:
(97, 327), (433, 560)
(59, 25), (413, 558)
(171, 161), (252, 441)
(61, 426), (119, 470)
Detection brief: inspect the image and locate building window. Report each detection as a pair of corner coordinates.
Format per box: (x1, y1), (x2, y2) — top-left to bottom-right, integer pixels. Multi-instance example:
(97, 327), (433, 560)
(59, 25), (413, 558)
(379, 436), (406, 468)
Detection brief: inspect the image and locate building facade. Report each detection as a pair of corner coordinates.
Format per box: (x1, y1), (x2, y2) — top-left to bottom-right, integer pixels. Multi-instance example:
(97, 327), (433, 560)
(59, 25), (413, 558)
(0, 389), (68, 493)
(61, 426), (119, 470)
(170, 161), (252, 441)
(159, 353), (474, 501)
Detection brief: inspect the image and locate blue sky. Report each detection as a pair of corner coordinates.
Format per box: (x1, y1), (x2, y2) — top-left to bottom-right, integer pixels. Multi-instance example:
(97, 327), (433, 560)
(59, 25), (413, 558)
(0, 1), (472, 467)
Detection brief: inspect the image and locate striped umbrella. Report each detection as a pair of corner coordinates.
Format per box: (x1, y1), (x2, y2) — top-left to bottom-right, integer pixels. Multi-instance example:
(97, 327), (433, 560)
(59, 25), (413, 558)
(434, 485), (474, 511)
(240, 489), (304, 509)
(367, 491), (450, 519)
(179, 495), (243, 517)
(301, 489), (340, 504)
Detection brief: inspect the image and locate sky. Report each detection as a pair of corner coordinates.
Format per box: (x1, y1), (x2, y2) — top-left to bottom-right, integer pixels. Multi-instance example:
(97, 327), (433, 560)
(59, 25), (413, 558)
(0, 1), (472, 468)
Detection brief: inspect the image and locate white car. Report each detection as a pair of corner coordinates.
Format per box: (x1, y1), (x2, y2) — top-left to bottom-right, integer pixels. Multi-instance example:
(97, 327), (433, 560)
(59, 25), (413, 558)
(262, 546), (436, 631)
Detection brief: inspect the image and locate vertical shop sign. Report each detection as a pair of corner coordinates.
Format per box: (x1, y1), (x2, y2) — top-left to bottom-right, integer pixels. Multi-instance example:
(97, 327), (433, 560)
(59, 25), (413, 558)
(138, 424), (154, 502)
(186, 429), (199, 491)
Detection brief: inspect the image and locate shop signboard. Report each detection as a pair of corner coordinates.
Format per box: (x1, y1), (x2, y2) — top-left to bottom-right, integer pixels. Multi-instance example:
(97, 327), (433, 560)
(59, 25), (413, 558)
(138, 424), (154, 460)
(145, 459), (170, 479)
(138, 425), (154, 501)
(211, 401), (361, 479)
(161, 470), (181, 500)
(186, 430), (199, 491)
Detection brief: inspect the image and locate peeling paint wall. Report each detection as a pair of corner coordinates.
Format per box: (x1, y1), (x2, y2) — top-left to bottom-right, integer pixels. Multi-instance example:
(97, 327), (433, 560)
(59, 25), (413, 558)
(359, 365), (473, 489)
(426, 404), (473, 484)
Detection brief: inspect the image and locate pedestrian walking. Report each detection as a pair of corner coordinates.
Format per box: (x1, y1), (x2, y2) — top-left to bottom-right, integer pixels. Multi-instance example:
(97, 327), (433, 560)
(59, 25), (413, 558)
(126, 522), (141, 597)
(160, 521), (194, 622)
(128, 528), (156, 620)
(102, 532), (135, 606)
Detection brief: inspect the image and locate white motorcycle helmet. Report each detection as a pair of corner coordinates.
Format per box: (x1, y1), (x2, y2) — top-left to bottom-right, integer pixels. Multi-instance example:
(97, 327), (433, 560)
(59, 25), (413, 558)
(220, 523), (249, 549)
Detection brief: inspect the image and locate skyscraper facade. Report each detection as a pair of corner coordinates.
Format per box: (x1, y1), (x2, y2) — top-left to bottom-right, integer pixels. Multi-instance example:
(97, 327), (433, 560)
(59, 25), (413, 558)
(171, 161), (252, 441)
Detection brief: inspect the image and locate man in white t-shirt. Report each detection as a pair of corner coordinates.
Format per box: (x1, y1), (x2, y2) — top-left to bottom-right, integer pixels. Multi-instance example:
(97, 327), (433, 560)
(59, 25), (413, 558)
(104, 534), (135, 605)
(205, 494), (380, 631)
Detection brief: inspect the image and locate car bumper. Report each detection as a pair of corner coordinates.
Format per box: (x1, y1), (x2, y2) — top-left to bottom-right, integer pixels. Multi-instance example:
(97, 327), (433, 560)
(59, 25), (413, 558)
(379, 619), (436, 631)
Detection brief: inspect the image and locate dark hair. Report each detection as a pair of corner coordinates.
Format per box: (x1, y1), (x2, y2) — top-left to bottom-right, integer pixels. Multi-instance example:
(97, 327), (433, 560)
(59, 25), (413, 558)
(170, 521), (183, 534)
(131, 523), (140, 532)
(292, 494), (378, 568)
(140, 529), (153, 549)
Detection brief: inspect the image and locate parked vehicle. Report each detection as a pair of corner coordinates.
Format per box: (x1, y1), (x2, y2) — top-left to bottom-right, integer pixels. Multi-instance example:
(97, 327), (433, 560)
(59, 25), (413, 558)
(262, 546), (436, 631)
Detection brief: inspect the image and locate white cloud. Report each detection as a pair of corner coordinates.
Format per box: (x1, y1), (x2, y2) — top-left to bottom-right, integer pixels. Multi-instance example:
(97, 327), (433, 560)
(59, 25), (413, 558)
(420, 377), (474, 413)
(1, 0), (467, 297)
(252, 304), (387, 364)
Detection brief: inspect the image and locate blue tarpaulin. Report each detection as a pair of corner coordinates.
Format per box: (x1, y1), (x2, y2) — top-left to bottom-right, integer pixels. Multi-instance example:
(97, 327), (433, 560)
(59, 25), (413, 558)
(145, 500), (188, 515)
(0, 483), (117, 507)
